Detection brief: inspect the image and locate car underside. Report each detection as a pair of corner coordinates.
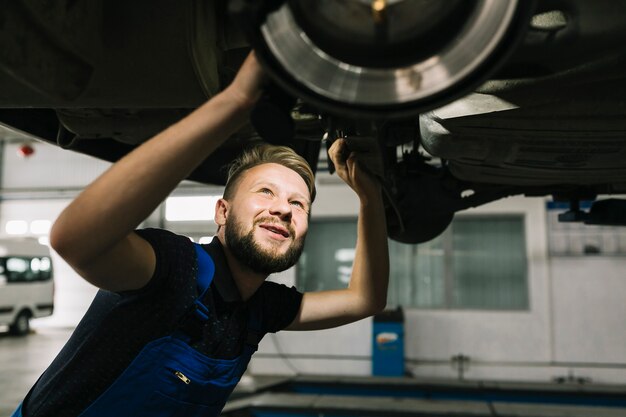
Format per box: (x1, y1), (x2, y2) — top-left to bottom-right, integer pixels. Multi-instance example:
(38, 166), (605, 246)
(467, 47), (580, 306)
(2, 0), (626, 242)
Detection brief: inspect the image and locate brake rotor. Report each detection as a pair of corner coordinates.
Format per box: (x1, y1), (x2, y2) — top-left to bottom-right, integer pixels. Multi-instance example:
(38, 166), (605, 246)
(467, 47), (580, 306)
(242, 0), (535, 118)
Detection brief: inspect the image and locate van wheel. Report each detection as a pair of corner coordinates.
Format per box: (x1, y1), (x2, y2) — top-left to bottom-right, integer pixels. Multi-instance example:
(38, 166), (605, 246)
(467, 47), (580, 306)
(10, 311), (31, 336)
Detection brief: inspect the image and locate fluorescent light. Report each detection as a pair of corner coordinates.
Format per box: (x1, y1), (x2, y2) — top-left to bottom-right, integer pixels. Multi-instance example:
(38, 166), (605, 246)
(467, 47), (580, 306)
(6, 220), (28, 235)
(165, 196), (221, 221)
(334, 248), (355, 262)
(30, 219), (52, 235)
(198, 236), (214, 244)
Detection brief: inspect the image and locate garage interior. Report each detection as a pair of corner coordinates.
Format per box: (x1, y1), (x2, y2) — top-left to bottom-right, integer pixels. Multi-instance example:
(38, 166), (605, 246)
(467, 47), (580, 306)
(2, 1), (626, 416)
(0, 125), (625, 416)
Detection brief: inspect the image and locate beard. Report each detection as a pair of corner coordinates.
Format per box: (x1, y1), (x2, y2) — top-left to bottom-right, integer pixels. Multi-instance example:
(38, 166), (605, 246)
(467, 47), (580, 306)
(225, 216), (306, 275)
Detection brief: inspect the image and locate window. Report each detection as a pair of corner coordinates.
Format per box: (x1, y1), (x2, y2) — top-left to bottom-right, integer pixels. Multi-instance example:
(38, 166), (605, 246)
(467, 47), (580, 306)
(1, 257), (53, 283)
(297, 221), (357, 293)
(297, 216), (528, 310)
(165, 196), (221, 221)
(449, 216), (528, 309)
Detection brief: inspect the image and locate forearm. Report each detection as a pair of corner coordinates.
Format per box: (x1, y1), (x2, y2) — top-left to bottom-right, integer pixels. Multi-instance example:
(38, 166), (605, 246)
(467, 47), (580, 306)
(284, 189), (389, 331)
(51, 90), (249, 265)
(348, 190), (389, 315)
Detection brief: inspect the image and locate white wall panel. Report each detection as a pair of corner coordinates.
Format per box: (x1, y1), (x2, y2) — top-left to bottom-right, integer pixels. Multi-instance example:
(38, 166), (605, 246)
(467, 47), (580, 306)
(551, 257), (626, 364)
(250, 320), (372, 376)
(2, 141), (110, 189)
(309, 182), (359, 218)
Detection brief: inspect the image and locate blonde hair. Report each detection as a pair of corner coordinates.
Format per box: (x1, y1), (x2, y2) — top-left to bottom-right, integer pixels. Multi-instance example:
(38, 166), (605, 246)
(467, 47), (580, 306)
(223, 143), (316, 202)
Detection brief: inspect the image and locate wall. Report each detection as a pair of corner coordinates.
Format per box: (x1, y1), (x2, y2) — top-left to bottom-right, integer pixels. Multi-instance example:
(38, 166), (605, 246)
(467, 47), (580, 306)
(250, 183), (626, 385)
(1, 140), (625, 384)
(402, 197), (553, 381)
(550, 257), (626, 382)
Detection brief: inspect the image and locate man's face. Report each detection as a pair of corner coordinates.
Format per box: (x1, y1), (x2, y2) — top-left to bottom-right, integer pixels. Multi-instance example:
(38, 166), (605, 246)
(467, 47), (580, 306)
(220, 163), (310, 275)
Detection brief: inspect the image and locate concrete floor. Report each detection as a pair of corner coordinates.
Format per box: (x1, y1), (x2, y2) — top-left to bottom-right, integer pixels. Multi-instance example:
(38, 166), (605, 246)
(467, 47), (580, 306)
(0, 325), (71, 416)
(3, 326), (626, 417)
(0, 324), (285, 417)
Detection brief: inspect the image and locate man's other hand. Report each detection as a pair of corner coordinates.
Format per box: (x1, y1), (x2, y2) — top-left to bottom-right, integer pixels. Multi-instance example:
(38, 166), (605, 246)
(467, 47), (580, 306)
(224, 52), (267, 110)
(328, 138), (382, 203)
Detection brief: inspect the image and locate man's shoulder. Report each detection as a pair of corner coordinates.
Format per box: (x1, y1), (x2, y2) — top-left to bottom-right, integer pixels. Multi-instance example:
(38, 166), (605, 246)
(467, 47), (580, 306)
(135, 227), (190, 242)
(134, 228), (195, 255)
(255, 280), (303, 308)
(126, 228), (197, 295)
(260, 279), (296, 291)
(253, 280), (303, 333)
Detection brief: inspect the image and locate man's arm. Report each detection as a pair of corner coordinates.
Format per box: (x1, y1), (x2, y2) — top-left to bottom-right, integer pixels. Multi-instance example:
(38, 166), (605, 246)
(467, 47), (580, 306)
(49, 53), (265, 292)
(286, 139), (389, 331)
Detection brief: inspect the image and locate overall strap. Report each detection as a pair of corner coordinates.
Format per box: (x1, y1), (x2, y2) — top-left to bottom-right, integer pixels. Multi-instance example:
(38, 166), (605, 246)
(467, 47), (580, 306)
(193, 242), (261, 353)
(177, 243), (216, 341)
(193, 243), (215, 321)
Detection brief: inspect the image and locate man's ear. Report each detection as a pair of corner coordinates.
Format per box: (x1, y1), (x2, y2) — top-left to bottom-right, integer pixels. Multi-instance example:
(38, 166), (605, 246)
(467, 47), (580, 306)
(215, 198), (229, 226)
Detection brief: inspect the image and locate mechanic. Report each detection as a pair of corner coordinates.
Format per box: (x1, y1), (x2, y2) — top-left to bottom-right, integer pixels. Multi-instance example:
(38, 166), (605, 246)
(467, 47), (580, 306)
(11, 52), (389, 417)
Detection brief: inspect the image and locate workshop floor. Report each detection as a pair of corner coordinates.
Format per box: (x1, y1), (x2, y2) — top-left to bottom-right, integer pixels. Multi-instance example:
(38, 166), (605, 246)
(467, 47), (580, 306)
(0, 325), (69, 416)
(0, 324), (286, 417)
(3, 325), (626, 417)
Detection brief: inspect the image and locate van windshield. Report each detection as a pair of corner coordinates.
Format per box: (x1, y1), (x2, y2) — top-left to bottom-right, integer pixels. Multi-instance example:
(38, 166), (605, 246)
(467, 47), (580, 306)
(0, 256), (52, 283)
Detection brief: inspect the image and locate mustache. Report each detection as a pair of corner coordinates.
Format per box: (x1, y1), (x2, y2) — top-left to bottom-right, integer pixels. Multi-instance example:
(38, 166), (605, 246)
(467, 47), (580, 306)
(254, 217), (295, 238)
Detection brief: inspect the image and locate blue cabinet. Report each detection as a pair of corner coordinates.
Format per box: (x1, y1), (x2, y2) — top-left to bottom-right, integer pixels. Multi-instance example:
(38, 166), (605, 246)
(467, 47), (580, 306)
(372, 308), (404, 377)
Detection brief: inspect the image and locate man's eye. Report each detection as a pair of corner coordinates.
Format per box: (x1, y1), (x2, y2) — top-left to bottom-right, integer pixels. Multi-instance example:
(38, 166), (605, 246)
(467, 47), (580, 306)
(259, 188), (273, 195)
(290, 201), (304, 209)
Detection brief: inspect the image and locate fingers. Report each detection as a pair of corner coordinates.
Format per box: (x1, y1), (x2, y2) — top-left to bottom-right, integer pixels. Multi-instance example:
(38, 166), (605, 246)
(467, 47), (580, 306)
(242, 52), (267, 86)
(329, 138), (360, 184)
(328, 138), (350, 167)
(227, 51), (267, 108)
(328, 138), (381, 198)
(328, 139), (347, 177)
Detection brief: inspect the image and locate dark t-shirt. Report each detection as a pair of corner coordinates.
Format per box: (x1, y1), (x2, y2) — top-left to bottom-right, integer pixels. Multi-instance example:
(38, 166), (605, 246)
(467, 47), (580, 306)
(23, 228), (303, 417)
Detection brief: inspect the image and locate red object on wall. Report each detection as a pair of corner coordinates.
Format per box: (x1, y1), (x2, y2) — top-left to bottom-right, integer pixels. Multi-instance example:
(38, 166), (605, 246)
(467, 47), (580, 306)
(17, 144), (35, 158)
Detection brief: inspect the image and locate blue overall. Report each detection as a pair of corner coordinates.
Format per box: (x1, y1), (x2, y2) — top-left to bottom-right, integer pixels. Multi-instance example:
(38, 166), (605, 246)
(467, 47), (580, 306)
(13, 243), (260, 417)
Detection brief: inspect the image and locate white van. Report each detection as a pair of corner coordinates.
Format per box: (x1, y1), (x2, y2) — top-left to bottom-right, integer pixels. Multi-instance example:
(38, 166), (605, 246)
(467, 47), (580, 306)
(0, 238), (54, 335)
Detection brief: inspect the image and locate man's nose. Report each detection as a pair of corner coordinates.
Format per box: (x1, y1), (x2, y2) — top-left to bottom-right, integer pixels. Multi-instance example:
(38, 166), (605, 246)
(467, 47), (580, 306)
(269, 198), (292, 220)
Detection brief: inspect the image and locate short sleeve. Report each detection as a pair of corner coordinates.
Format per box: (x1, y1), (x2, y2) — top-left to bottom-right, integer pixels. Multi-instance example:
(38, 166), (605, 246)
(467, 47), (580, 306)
(125, 228), (196, 297)
(254, 281), (303, 333)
